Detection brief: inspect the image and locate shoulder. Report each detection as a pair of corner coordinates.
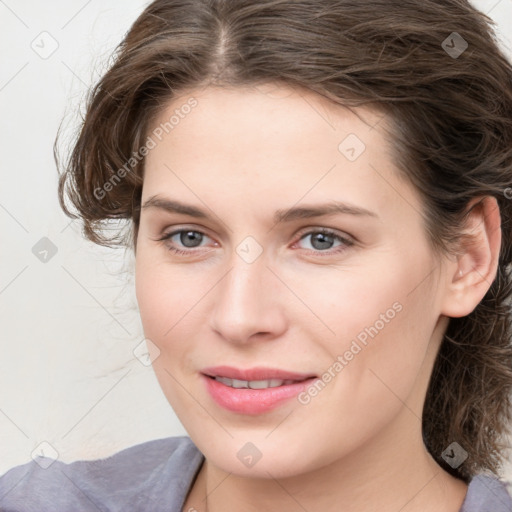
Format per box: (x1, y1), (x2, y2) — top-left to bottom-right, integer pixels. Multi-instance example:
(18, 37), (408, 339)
(0, 436), (204, 512)
(461, 473), (512, 512)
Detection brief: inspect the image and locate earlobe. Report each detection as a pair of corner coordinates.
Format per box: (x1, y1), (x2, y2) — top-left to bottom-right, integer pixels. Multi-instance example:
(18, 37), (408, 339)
(441, 196), (501, 318)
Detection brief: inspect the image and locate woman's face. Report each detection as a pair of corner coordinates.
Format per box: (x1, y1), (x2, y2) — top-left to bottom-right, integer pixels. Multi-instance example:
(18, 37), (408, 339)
(135, 84), (453, 478)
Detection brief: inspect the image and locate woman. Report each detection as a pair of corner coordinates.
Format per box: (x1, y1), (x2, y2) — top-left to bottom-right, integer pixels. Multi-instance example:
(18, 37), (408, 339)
(1, 0), (512, 510)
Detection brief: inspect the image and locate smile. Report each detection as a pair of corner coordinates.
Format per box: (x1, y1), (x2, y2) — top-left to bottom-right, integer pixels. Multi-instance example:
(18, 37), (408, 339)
(201, 366), (318, 414)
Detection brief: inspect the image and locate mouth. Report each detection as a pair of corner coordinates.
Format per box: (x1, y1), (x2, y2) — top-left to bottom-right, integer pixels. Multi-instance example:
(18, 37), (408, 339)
(201, 366), (318, 414)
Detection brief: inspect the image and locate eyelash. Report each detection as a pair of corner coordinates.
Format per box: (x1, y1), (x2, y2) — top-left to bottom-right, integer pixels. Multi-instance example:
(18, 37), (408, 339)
(155, 227), (354, 257)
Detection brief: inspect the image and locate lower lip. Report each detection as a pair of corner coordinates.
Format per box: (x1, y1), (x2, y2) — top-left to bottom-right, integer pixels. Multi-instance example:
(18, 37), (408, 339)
(202, 375), (317, 414)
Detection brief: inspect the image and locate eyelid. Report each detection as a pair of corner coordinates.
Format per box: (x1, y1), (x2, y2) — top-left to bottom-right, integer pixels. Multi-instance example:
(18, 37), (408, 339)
(294, 225), (355, 244)
(155, 226), (216, 246)
(157, 224), (354, 241)
(156, 223), (211, 236)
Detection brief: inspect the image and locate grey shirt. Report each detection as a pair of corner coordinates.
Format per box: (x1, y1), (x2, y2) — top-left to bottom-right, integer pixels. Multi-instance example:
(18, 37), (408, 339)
(1, 436), (511, 511)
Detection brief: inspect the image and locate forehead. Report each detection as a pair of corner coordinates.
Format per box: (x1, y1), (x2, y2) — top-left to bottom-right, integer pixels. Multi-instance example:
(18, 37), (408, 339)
(147, 83), (386, 149)
(142, 84), (421, 223)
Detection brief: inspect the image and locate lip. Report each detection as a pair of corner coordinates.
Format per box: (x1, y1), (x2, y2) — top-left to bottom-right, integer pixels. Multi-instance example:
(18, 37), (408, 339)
(201, 365), (316, 381)
(201, 366), (318, 415)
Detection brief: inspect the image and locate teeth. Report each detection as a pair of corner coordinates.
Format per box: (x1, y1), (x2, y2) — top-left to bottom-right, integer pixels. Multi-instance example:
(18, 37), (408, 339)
(249, 379), (284, 389)
(214, 377), (296, 389)
(232, 378), (248, 389)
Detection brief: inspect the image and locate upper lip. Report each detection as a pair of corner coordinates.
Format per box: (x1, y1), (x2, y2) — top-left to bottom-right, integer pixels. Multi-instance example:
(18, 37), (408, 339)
(201, 366), (316, 381)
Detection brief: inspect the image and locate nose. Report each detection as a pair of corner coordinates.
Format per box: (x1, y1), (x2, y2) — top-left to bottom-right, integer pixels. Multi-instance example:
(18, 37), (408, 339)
(209, 252), (288, 345)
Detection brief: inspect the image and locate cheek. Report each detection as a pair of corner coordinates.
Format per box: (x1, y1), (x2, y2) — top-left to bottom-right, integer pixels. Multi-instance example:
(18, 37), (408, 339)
(311, 260), (439, 419)
(134, 254), (200, 406)
(134, 249), (215, 396)
(135, 255), (165, 337)
(135, 247), (199, 340)
(306, 243), (436, 360)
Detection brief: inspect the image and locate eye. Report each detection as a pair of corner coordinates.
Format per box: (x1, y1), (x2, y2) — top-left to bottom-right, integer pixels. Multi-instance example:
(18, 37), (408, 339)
(156, 229), (215, 255)
(294, 228), (354, 255)
(154, 226), (354, 257)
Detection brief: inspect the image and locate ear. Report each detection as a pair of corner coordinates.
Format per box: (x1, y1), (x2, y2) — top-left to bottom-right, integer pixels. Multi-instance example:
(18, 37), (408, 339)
(440, 196), (501, 318)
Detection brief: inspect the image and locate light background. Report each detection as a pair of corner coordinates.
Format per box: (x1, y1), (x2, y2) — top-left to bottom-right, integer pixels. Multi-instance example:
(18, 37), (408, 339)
(1, 0), (511, 483)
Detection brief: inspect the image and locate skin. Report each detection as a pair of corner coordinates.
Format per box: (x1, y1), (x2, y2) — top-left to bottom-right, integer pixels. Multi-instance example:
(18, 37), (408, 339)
(134, 83), (501, 512)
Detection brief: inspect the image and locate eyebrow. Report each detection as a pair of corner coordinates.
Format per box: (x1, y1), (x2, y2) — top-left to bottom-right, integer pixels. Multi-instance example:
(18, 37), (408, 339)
(141, 196), (379, 224)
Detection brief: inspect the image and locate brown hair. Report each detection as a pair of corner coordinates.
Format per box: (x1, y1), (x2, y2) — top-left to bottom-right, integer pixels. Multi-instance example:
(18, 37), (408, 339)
(56, 0), (512, 481)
